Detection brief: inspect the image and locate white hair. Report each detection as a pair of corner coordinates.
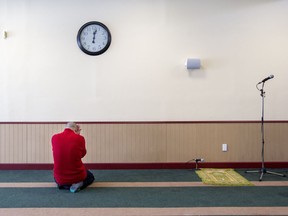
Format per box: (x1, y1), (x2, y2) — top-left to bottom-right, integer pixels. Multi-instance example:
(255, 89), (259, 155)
(66, 122), (77, 131)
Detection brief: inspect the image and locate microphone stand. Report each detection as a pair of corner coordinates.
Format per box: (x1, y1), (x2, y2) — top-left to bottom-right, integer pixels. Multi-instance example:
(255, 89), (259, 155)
(245, 82), (286, 181)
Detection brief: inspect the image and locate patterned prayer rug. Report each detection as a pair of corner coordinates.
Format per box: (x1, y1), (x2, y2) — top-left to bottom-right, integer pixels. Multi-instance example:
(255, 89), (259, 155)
(196, 168), (253, 186)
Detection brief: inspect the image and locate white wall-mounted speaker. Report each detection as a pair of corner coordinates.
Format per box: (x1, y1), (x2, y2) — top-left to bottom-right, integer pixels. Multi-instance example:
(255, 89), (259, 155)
(186, 58), (201, 69)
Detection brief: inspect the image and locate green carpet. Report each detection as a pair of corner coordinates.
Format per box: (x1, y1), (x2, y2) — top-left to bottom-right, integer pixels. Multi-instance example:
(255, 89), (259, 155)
(0, 169), (287, 182)
(0, 187), (288, 208)
(196, 168), (253, 186)
(0, 169), (287, 208)
(0, 169), (199, 182)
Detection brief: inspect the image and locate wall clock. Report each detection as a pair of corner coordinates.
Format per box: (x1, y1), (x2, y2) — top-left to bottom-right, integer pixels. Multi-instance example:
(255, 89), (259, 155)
(77, 21), (112, 56)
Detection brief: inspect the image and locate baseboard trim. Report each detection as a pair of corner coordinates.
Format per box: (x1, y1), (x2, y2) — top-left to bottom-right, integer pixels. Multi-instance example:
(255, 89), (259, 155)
(0, 162), (287, 170)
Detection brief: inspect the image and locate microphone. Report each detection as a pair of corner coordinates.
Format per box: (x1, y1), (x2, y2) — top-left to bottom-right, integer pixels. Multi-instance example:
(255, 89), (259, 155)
(258, 75), (274, 84)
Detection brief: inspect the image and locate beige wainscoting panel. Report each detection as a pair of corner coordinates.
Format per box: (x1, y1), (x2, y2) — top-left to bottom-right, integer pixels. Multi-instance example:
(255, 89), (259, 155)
(264, 123), (288, 161)
(0, 124), (28, 163)
(83, 123), (167, 163)
(0, 122), (287, 164)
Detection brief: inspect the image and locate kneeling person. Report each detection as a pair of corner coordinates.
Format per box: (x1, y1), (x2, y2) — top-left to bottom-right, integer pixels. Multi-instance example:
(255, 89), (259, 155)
(52, 122), (94, 192)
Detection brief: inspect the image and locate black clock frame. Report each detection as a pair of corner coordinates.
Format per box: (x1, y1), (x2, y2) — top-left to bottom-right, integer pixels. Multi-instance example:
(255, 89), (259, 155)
(77, 21), (112, 56)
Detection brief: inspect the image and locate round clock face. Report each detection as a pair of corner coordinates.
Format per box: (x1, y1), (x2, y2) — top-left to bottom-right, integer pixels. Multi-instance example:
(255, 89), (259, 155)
(77, 21), (112, 56)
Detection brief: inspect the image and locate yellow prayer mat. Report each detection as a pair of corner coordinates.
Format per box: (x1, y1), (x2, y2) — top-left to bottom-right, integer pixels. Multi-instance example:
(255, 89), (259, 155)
(196, 168), (254, 186)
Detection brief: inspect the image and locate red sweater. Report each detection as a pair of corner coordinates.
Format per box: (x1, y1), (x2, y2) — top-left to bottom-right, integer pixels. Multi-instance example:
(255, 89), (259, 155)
(52, 128), (87, 185)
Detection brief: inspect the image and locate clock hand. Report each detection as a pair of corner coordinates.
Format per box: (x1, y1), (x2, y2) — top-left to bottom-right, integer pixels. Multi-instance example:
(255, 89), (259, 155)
(92, 30), (97, 44)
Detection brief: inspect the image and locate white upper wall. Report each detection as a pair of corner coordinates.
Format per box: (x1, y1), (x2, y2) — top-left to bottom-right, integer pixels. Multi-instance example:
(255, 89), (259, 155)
(0, 0), (288, 121)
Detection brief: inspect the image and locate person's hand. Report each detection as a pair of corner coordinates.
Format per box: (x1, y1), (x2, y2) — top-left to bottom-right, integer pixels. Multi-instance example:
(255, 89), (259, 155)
(75, 124), (82, 134)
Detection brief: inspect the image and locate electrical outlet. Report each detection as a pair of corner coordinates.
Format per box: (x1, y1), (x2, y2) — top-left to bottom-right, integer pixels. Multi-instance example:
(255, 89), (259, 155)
(222, 143), (228, 152)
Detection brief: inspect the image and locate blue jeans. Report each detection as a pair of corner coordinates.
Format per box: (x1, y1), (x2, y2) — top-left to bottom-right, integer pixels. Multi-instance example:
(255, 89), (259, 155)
(56, 170), (95, 190)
